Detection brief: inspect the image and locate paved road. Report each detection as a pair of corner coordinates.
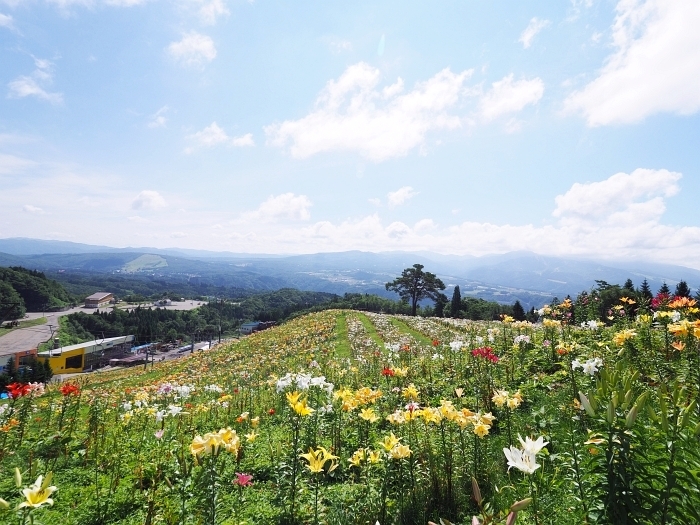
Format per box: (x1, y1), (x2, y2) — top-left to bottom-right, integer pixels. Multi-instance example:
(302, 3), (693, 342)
(0, 301), (203, 358)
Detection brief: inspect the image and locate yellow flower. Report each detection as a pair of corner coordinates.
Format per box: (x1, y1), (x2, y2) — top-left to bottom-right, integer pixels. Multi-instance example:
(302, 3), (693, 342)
(300, 447), (338, 474)
(359, 408), (379, 423)
(492, 389), (508, 408)
(473, 422), (490, 438)
(251, 416), (260, 428)
(17, 473), (57, 509)
(612, 329), (637, 346)
(348, 449), (366, 467)
(292, 398), (314, 417)
(286, 391), (302, 405)
(368, 449), (382, 464)
(379, 432), (401, 452)
(669, 320), (693, 337)
(402, 383), (419, 400)
(393, 367), (408, 377)
(389, 444), (411, 459)
(245, 431), (259, 443)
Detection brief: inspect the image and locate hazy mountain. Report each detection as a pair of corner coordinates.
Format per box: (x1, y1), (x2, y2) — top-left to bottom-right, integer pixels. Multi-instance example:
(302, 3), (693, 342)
(1, 238), (698, 309)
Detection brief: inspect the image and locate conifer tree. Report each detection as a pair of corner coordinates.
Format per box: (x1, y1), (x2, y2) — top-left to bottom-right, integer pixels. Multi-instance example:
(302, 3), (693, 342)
(512, 300), (526, 321)
(658, 282), (670, 295)
(639, 279), (653, 300)
(623, 279), (635, 293)
(674, 280), (691, 298)
(450, 286), (461, 318)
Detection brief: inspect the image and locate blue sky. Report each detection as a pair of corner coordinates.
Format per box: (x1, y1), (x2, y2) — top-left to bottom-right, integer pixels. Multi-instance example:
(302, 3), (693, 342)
(1, 0), (699, 267)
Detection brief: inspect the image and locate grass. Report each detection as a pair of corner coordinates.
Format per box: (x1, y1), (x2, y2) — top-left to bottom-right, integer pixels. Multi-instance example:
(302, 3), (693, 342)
(333, 312), (352, 358)
(0, 316), (47, 337)
(356, 312), (386, 346)
(389, 316), (433, 345)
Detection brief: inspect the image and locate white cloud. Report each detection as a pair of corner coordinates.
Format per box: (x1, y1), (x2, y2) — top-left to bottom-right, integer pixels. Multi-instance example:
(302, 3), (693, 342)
(368, 198), (381, 207)
(479, 74), (544, 121)
(231, 133), (255, 147)
(7, 57), (63, 104)
(387, 186), (418, 208)
(265, 62), (474, 162)
(22, 204), (45, 214)
(209, 168), (700, 267)
(168, 31), (216, 67)
(131, 190), (166, 210)
(185, 122), (254, 152)
(148, 106), (169, 128)
(519, 17), (550, 48)
(414, 218), (436, 232)
(187, 0), (229, 24)
(239, 193), (312, 222)
(170, 231), (187, 238)
(0, 13), (15, 30)
(564, 0), (700, 126)
(553, 168), (680, 224)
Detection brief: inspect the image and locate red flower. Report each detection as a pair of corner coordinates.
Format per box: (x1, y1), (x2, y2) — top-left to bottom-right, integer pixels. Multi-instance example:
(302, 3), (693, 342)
(471, 346), (499, 363)
(60, 383), (80, 396)
(432, 339), (440, 347)
(381, 367), (395, 377)
(268, 408), (275, 416)
(6, 382), (30, 398)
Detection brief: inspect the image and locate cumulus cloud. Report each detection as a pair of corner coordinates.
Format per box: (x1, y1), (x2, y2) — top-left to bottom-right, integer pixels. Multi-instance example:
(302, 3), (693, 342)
(387, 186), (418, 208)
(564, 0), (700, 126)
(185, 122), (254, 152)
(168, 32), (216, 67)
(479, 74), (544, 121)
(131, 190), (166, 210)
(214, 168), (700, 267)
(519, 17), (550, 48)
(7, 57), (63, 104)
(231, 133), (255, 147)
(238, 193), (312, 223)
(265, 62), (474, 162)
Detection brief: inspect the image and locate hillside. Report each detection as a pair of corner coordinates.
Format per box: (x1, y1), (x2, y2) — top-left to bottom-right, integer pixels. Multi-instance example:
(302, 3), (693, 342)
(1, 302), (699, 524)
(0, 266), (74, 317)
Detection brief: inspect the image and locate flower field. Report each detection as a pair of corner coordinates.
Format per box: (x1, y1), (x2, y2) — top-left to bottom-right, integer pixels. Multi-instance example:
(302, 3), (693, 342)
(1, 298), (700, 524)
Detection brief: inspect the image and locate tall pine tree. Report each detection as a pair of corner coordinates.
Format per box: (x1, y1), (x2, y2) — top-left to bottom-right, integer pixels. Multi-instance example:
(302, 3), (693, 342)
(450, 286), (461, 318)
(674, 280), (691, 297)
(639, 279), (653, 300)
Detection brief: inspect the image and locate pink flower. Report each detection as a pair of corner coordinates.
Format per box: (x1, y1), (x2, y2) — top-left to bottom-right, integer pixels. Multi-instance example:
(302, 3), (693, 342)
(234, 472), (253, 487)
(154, 430), (164, 439)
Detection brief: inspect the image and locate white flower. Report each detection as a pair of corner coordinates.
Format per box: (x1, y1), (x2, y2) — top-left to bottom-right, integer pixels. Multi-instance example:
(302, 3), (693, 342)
(503, 446), (540, 474)
(449, 341), (463, 352)
(518, 435), (548, 456)
(309, 376), (326, 388)
(432, 353), (444, 360)
(581, 320), (599, 330)
(671, 311), (681, 322)
(204, 384), (222, 393)
(276, 373), (294, 393)
(167, 405), (183, 417)
(503, 434), (548, 474)
(295, 373), (311, 390)
(571, 359), (582, 371)
(122, 402), (132, 411)
(513, 335), (530, 344)
(155, 410), (166, 422)
(581, 358), (602, 376)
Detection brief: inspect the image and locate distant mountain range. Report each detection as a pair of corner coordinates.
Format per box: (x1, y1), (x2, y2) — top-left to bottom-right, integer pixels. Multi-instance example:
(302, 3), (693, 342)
(1, 237), (699, 309)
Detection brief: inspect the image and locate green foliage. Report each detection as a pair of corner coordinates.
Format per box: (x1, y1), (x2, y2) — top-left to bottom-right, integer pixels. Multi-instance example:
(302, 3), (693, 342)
(385, 264), (446, 316)
(0, 266), (73, 311)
